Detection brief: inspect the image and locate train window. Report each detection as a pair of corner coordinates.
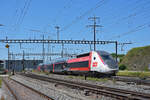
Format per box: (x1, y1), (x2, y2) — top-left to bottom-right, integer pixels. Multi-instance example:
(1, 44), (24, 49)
(94, 57), (96, 60)
(68, 61), (89, 68)
(101, 55), (109, 60)
(77, 53), (90, 58)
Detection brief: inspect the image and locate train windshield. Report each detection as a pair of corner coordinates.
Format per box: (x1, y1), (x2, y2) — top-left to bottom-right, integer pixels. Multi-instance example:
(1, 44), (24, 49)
(97, 51), (118, 69)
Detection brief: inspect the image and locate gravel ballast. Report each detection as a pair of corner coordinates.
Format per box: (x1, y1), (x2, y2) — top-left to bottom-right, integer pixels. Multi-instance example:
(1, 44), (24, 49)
(3, 78), (50, 100)
(6, 72), (150, 100)
(32, 72), (150, 94)
(11, 74), (114, 100)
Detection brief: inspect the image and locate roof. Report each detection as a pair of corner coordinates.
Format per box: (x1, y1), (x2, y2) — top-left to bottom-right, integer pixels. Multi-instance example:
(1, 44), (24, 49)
(0, 60), (4, 63)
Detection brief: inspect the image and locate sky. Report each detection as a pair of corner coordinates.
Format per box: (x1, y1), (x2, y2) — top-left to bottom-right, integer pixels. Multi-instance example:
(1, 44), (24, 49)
(0, 0), (150, 60)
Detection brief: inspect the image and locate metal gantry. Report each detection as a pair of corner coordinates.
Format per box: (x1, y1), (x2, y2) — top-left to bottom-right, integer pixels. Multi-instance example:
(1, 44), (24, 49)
(0, 39), (116, 44)
(0, 39), (118, 62)
(9, 53), (77, 57)
(118, 42), (132, 51)
(0, 39), (132, 63)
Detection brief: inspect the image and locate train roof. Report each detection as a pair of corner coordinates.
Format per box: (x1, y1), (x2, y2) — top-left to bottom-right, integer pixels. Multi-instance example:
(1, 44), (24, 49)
(76, 52), (90, 58)
(38, 50), (111, 66)
(96, 50), (110, 55)
(43, 57), (71, 65)
(76, 50), (110, 58)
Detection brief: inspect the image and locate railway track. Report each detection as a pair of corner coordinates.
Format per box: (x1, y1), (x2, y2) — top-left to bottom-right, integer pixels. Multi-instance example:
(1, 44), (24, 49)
(2, 78), (18, 100)
(116, 75), (150, 80)
(20, 73), (150, 100)
(111, 76), (150, 86)
(2, 77), (53, 100)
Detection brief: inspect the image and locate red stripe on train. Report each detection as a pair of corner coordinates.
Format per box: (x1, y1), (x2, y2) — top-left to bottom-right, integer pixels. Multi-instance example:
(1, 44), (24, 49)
(70, 67), (90, 71)
(67, 56), (89, 63)
(53, 64), (54, 72)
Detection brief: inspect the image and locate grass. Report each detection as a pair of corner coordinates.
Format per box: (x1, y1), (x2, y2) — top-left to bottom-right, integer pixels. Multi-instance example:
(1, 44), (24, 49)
(87, 77), (108, 82)
(32, 70), (50, 75)
(0, 77), (2, 88)
(68, 75), (108, 82)
(117, 70), (150, 78)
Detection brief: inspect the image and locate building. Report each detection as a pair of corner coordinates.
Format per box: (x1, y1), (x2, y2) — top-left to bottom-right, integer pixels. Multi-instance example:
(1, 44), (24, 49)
(4, 60), (43, 71)
(0, 60), (4, 68)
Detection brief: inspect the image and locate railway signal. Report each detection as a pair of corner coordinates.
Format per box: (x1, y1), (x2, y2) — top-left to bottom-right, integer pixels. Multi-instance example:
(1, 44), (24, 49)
(5, 44), (9, 48)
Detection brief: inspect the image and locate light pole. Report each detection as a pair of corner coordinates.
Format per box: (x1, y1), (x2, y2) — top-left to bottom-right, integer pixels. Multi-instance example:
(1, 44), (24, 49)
(55, 26), (60, 40)
(0, 24), (4, 26)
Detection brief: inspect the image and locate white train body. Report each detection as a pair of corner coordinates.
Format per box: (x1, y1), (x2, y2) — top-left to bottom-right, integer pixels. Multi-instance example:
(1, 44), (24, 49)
(90, 51), (118, 74)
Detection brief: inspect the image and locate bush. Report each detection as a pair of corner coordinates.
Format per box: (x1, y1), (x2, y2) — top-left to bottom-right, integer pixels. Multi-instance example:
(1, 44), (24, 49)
(119, 64), (127, 70)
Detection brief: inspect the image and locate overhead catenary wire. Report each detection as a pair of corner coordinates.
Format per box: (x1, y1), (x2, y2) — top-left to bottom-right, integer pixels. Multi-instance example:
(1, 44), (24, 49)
(15, 0), (32, 31)
(104, 1), (150, 28)
(14, 0), (28, 29)
(10, 0), (20, 28)
(60, 0), (107, 32)
(108, 22), (150, 40)
(19, 0), (32, 26)
(44, 0), (74, 30)
(102, 0), (146, 24)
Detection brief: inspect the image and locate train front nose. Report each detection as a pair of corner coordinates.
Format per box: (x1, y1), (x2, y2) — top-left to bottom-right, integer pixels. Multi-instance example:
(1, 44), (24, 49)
(100, 54), (119, 73)
(105, 60), (118, 69)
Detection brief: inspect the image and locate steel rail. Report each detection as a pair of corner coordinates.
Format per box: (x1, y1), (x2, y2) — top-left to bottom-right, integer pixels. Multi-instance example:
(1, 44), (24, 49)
(111, 76), (150, 86)
(20, 73), (150, 100)
(3, 77), (53, 100)
(2, 78), (18, 100)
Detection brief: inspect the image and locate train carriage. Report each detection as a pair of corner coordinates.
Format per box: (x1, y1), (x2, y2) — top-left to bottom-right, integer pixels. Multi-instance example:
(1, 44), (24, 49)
(66, 52), (90, 75)
(37, 51), (118, 76)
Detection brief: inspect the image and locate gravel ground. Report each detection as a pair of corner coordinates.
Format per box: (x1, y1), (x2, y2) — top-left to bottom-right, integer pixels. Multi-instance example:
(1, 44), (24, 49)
(11, 74), (114, 100)
(3, 78), (50, 100)
(1, 82), (16, 100)
(32, 72), (150, 94)
(9, 72), (150, 100)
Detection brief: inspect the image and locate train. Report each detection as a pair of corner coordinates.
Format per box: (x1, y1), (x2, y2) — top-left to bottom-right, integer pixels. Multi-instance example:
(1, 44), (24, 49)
(37, 51), (119, 76)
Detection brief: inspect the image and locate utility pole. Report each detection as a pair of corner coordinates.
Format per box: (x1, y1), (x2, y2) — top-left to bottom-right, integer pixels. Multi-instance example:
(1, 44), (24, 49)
(55, 26), (60, 40)
(5, 43), (10, 71)
(42, 35), (45, 62)
(87, 16), (103, 51)
(89, 44), (92, 51)
(22, 50), (25, 71)
(5, 37), (10, 71)
(48, 36), (51, 60)
(115, 41), (118, 62)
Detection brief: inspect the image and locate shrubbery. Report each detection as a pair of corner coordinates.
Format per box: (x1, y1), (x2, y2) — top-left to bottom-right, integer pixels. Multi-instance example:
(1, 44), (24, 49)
(119, 64), (127, 70)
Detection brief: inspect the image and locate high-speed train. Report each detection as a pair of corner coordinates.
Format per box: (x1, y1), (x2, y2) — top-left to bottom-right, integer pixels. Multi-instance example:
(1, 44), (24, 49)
(37, 51), (118, 76)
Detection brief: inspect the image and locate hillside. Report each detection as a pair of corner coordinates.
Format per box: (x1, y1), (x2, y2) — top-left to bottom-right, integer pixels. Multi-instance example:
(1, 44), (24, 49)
(120, 45), (150, 71)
